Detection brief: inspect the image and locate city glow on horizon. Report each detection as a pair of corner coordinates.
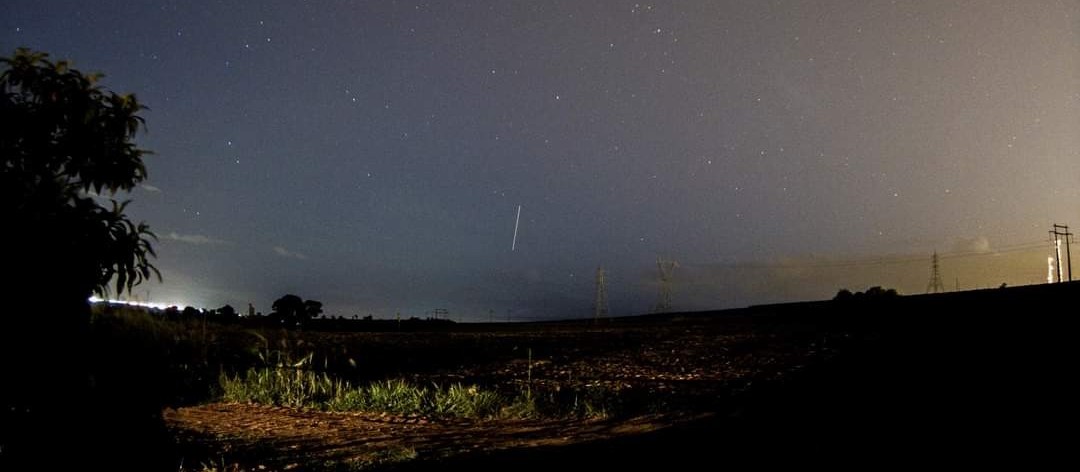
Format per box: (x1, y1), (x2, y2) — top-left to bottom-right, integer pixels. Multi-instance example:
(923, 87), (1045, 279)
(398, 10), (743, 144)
(89, 296), (184, 311)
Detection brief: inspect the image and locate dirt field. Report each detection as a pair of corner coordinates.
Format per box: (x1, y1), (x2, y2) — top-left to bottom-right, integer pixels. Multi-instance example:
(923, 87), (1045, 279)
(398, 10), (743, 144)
(165, 283), (1080, 470)
(167, 312), (852, 471)
(168, 403), (708, 470)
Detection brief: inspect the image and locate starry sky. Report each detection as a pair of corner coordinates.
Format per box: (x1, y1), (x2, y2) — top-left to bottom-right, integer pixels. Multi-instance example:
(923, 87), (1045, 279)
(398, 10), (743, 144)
(3, 1), (1078, 320)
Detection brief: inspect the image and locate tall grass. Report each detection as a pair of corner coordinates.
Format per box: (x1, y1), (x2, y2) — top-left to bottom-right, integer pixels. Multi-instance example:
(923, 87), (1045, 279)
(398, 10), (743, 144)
(220, 340), (621, 420)
(90, 309), (623, 421)
(221, 369), (511, 419)
(219, 367), (349, 409)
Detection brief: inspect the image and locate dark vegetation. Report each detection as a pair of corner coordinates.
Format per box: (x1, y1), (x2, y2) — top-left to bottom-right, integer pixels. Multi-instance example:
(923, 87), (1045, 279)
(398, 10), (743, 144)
(1, 48), (165, 471)
(833, 285), (900, 301)
(76, 281), (1079, 470)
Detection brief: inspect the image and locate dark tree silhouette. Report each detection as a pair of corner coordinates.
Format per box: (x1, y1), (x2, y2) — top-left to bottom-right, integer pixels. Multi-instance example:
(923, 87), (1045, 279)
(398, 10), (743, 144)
(304, 299), (324, 321)
(272, 294), (306, 327)
(864, 286), (899, 298)
(834, 289), (854, 301)
(270, 295), (322, 328)
(835, 286), (900, 302)
(1, 49), (159, 305)
(0, 49), (165, 470)
(216, 304), (238, 322)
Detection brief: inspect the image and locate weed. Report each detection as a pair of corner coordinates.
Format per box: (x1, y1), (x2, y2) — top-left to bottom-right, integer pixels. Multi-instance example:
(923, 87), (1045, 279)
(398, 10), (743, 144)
(364, 379), (426, 414)
(432, 383), (504, 418)
(222, 369), (513, 419)
(219, 367), (347, 409)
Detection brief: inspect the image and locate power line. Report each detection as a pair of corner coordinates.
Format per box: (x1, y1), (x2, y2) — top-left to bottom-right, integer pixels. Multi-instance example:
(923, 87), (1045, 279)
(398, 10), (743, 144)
(689, 240), (1049, 271)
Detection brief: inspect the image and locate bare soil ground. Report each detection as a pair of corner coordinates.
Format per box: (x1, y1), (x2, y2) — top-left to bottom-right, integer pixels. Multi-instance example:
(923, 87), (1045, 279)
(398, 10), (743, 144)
(166, 313), (849, 471)
(168, 403), (706, 470)
(165, 283), (1080, 471)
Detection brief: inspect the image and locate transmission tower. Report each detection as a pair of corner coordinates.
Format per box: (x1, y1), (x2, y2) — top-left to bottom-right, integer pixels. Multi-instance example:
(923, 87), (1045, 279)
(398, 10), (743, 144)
(593, 266), (609, 321)
(653, 257), (679, 313)
(926, 251), (945, 293)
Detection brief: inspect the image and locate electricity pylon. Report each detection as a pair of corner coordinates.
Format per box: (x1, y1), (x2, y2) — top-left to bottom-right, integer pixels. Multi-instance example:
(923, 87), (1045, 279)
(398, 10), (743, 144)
(926, 251), (945, 293)
(654, 257), (679, 313)
(594, 266), (609, 321)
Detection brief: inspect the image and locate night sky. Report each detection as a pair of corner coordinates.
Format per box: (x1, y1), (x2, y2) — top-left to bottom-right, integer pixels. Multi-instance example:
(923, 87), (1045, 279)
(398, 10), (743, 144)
(3, 1), (1078, 320)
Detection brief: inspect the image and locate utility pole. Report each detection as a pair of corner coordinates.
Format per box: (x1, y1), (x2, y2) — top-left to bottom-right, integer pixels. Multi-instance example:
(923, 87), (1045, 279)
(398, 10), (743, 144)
(1050, 224), (1073, 282)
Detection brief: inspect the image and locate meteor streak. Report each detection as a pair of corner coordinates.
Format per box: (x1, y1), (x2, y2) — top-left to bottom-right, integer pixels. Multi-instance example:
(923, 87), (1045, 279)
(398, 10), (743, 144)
(512, 205), (521, 251)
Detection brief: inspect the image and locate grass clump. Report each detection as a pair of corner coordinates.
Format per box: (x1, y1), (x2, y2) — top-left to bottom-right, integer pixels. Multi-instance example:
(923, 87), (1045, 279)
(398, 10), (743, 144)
(221, 368), (509, 419)
(220, 367), (349, 408)
(432, 383), (504, 418)
(364, 379), (427, 414)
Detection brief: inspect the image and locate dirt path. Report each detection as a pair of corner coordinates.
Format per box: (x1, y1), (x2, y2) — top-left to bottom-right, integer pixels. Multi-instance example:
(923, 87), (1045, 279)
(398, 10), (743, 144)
(167, 403), (706, 471)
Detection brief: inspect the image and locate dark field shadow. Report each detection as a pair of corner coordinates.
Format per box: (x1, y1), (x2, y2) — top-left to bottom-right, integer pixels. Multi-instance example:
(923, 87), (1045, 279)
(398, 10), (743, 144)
(393, 283), (1079, 470)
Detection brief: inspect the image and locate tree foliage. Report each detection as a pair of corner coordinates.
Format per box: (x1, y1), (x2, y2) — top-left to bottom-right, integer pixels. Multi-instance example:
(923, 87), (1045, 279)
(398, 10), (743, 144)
(304, 299), (323, 320)
(834, 286), (899, 302)
(1, 48), (159, 300)
(271, 294), (322, 328)
(1, 48), (167, 470)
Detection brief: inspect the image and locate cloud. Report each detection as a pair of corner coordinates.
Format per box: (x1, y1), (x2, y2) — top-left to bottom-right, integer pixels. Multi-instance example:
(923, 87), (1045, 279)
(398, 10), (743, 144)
(273, 246), (309, 260)
(164, 232), (230, 245)
(140, 184), (161, 193)
(952, 236), (992, 254)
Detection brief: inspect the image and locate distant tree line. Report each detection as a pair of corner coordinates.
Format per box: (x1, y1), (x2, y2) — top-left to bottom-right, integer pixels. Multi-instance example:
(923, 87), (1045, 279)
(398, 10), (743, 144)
(96, 293), (458, 332)
(833, 286), (900, 302)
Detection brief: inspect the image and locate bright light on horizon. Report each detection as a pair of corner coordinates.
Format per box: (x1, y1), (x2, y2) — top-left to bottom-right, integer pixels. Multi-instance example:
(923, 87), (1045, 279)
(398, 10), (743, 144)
(89, 296), (183, 311)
